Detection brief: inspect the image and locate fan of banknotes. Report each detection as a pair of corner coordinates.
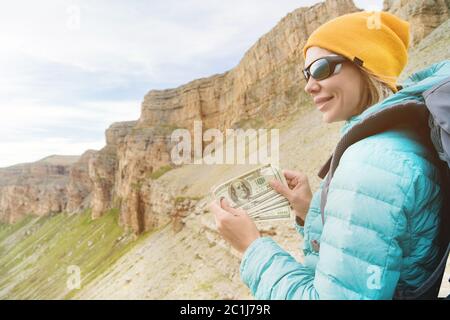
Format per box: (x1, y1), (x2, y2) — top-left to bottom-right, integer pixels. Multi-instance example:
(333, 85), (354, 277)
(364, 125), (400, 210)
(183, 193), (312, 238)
(210, 164), (292, 221)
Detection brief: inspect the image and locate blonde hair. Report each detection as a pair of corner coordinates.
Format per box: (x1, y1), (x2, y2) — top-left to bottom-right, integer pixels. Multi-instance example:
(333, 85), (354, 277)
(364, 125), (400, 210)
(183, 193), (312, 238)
(358, 66), (395, 112)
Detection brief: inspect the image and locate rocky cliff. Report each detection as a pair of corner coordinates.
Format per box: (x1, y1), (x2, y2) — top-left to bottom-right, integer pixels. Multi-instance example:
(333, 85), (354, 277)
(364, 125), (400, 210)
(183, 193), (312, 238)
(0, 155), (79, 223)
(1, 0), (449, 234)
(66, 150), (96, 213)
(383, 0), (449, 45)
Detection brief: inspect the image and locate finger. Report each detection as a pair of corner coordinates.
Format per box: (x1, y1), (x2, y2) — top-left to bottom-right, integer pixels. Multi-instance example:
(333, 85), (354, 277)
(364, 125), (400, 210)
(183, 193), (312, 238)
(269, 179), (280, 189)
(221, 198), (244, 216)
(287, 180), (297, 189)
(212, 203), (232, 233)
(269, 180), (293, 200)
(208, 199), (221, 213)
(282, 172), (297, 188)
(283, 169), (300, 180)
(285, 170), (308, 189)
(271, 178), (295, 193)
(210, 200), (229, 220)
(220, 198), (241, 216)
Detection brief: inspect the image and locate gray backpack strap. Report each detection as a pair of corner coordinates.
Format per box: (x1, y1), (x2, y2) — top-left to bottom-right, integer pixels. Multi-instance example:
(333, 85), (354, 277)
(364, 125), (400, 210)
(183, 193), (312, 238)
(318, 156), (332, 224)
(423, 76), (450, 168)
(317, 100), (430, 225)
(319, 169), (332, 224)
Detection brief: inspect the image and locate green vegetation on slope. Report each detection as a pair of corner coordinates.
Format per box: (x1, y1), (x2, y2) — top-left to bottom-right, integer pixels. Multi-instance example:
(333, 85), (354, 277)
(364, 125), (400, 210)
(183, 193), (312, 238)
(0, 209), (152, 299)
(148, 165), (173, 180)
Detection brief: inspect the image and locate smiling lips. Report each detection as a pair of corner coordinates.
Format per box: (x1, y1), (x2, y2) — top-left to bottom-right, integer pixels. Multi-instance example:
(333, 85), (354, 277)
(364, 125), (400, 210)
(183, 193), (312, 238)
(314, 96), (333, 109)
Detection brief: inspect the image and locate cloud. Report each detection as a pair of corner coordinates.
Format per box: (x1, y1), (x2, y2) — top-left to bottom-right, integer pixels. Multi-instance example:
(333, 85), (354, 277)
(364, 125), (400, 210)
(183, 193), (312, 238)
(0, 139), (104, 168)
(0, 98), (140, 167)
(0, 0), (383, 168)
(0, 99), (141, 140)
(353, 0), (384, 11)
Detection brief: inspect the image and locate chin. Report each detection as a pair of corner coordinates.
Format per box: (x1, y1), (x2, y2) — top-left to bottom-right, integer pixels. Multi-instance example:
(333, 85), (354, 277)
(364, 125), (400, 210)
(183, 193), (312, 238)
(321, 108), (348, 123)
(321, 112), (337, 123)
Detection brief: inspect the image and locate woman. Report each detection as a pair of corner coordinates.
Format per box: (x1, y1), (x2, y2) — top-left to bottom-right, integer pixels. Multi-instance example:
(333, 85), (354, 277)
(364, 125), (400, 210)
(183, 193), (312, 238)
(209, 11), (449, 299)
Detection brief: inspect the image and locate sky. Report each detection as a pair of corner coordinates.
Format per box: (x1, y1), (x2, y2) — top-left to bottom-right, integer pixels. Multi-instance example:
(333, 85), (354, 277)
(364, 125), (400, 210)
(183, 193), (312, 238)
(0, 0), (383, 168)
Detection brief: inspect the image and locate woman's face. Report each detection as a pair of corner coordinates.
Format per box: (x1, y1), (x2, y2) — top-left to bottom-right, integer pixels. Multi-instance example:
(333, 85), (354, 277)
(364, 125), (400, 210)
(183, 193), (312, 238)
(304, 46), (368, 123)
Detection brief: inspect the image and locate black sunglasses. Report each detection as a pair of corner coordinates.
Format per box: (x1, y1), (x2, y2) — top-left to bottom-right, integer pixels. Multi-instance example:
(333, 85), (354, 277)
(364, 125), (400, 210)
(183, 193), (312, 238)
(302, 55), (348, 82)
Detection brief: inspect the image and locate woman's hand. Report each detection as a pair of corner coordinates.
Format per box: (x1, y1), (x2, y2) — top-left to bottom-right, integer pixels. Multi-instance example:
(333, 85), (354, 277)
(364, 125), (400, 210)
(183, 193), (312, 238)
(269, 169), (312, 225)
(209, 198), (261, 254)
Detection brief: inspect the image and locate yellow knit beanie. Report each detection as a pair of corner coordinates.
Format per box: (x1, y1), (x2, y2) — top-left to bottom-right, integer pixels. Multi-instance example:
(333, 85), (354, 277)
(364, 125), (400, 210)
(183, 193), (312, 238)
(302, 11), (410, 92)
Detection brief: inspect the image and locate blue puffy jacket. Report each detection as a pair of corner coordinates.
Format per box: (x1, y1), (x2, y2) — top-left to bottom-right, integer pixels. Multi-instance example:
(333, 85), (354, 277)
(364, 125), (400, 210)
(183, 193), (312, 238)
(240, 60), (450, 300)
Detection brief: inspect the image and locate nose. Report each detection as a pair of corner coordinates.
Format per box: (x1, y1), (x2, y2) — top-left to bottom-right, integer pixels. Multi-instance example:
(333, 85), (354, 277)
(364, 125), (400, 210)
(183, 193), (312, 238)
(304, 77), (320, 95)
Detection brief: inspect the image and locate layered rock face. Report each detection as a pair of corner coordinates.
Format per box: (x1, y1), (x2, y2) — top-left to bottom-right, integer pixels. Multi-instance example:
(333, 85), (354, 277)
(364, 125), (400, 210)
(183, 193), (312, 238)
(88, 121), (136, 219)
(1, 0), (449, 233)
(0, 156), (79, 223)
(66, 150), (96, 213)
(114, 131), (173, 232)
(384, 0), (450, 45)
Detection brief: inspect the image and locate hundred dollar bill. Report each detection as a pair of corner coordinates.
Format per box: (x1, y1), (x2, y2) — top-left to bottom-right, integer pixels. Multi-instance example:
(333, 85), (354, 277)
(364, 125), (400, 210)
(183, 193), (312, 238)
(253, 206), (292, 221)
(247, 197), (290, 216)
(211, 164), (292, 221)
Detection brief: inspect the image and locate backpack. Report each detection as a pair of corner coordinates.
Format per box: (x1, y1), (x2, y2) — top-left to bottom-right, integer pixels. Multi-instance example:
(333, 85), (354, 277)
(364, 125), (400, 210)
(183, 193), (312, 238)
(317, 76), (450, 300)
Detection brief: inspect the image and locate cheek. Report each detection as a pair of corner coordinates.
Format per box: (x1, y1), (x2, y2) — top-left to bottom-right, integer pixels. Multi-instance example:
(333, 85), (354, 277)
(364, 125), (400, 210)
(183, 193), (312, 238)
(320, 71), (364, 117)
(338, 80), (363, 114)
(343, 85), (359, 108)
(319, 69), (366, 122)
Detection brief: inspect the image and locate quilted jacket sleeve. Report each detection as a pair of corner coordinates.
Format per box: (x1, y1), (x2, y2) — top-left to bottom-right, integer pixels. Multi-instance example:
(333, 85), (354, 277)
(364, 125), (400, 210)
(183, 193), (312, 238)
(293, 181), (324, 239)
(239, 139), (442, 299)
